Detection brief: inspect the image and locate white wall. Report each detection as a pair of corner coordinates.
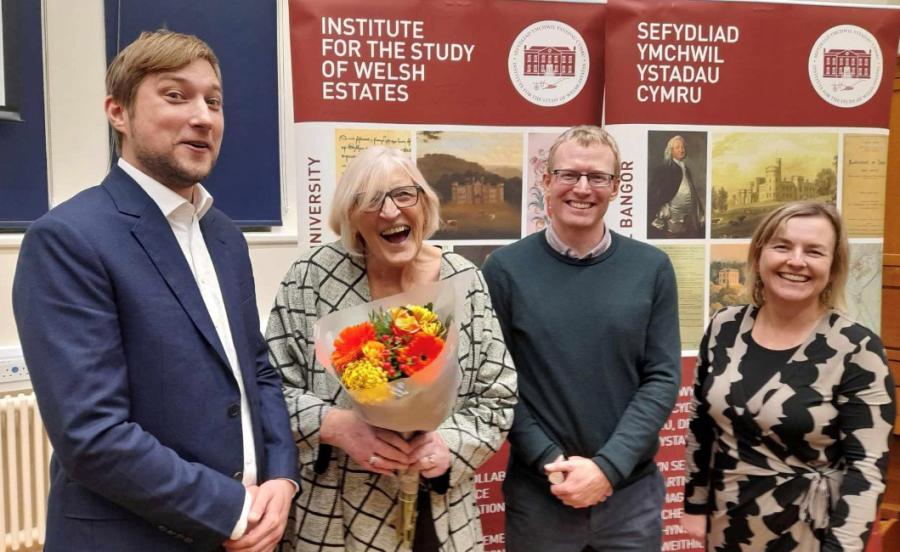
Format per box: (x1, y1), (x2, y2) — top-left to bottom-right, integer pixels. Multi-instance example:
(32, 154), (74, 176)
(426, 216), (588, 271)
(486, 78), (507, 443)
(0, 0), (304, 350)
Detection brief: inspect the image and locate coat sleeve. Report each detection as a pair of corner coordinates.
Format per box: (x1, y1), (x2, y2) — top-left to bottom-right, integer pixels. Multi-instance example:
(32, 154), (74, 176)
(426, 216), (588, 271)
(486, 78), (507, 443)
(12, 215), (246, 547)
(233, 235), (299, 484)
(437, 269), (518, 489)
(265, 257), (334, 474)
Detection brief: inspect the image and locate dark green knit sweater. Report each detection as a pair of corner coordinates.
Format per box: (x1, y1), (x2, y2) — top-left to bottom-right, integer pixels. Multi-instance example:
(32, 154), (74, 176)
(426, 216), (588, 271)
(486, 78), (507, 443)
(482, 230), (681, 488)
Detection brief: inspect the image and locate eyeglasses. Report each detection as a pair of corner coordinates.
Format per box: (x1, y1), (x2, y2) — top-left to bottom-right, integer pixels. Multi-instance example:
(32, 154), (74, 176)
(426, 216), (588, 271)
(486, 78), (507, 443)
(359, 185), (423, 213)
(550, 169), (617, 188)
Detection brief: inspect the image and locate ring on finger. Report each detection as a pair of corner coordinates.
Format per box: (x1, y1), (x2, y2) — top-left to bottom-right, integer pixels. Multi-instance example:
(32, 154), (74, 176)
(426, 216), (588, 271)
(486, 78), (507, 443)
(369, 454), (379, 467)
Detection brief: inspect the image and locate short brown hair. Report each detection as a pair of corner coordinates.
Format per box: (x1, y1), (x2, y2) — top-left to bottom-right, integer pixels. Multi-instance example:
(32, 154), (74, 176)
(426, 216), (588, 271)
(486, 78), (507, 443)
(546, 125), (622, 178)
(746, 201), (848, 311)
(106, 30), (221, 152)
(328, 146), (441, 255)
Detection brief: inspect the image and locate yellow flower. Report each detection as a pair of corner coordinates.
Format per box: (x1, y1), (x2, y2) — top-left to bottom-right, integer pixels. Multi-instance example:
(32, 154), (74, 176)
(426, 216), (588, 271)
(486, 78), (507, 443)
(391, 308), (420, 333)
(408, 305), (443, 336)
(361, 340), (385, 364)
(420, 320), (443, 337)
(352, 384), (393, 404)
(407, 305), (438, 325)
(341, 359), (388, 391)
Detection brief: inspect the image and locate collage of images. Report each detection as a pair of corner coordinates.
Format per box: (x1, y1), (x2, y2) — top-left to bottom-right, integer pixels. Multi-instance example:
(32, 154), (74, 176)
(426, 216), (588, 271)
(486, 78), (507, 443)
(331, 127), (886, 352)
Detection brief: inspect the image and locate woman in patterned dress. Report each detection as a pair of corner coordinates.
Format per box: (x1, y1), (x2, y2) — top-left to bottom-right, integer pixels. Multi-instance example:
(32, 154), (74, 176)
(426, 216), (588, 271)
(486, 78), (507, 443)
(683, 201), (895, 551)
(266, 146), (517, 551)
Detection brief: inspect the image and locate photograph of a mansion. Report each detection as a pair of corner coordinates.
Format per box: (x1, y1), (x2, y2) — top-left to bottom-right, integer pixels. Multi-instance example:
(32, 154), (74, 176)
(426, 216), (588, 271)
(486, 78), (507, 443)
(450, 177), (505, 205)
(730, 158), (821, 206)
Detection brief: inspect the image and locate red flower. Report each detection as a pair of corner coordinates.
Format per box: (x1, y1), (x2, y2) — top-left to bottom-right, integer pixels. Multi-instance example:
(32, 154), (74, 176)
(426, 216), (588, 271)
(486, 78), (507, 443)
(331, 322), (376, 371)
(399, 335), (444, 376)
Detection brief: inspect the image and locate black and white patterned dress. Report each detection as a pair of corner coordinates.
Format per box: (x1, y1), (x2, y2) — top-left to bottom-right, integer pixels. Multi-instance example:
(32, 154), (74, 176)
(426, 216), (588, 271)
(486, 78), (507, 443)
(684, 305), (895, 552)
(266, 242), (517, 551)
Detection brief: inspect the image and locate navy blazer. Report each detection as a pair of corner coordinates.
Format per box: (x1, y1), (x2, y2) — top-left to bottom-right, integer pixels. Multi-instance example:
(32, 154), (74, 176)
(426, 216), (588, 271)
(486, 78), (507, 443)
(13, 166), (298, 551)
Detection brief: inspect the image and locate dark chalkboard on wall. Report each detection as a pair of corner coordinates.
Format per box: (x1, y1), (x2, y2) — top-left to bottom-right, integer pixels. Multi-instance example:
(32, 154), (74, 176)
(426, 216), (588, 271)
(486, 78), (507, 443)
(0, 0), (49, 229)
(105, 0), (283, 227)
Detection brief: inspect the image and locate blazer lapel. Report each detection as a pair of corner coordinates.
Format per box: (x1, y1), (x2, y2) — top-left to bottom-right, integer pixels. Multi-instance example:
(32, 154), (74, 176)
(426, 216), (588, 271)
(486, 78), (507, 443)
(104, 167), (231, 369)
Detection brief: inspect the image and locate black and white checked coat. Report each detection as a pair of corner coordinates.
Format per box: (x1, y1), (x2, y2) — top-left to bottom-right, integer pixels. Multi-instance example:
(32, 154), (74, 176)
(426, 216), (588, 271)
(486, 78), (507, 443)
(266, 242), (517, 551)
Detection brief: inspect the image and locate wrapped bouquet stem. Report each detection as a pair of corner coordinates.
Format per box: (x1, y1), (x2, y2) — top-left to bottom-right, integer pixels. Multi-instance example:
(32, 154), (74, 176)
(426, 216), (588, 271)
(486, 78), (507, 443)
(314, 271), (473, 548)
(396, 434), (420, 544)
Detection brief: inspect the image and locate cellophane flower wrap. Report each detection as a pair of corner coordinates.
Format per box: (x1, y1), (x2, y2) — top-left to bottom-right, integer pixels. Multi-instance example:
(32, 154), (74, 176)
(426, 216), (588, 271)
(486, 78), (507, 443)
(313, 271), (472, 432)
(314, 271), (472, 547)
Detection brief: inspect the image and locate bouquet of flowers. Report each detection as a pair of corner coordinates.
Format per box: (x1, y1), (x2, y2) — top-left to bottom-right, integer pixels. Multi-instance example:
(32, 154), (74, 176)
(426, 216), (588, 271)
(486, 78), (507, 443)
(332, 304), (447, 402)
(314, 271), (473, 546)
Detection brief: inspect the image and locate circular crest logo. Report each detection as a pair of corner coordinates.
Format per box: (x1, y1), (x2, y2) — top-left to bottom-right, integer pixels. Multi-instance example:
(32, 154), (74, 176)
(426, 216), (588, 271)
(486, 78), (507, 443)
(508, 20), (589, 107)
(808, 25), (882, 108)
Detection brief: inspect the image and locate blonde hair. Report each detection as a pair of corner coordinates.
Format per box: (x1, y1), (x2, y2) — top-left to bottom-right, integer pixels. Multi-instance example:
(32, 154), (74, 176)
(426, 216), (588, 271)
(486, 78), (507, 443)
(546, 125), (622, 178)
(328, 146), (440, 255)
(106, 30), (221, 153)
(746, 201), (848, 311)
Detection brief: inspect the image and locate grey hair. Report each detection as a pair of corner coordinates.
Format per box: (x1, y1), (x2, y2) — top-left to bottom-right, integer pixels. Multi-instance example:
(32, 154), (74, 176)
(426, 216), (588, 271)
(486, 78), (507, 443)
(663, 135), (685, 163)
(328, 146), (441, 255)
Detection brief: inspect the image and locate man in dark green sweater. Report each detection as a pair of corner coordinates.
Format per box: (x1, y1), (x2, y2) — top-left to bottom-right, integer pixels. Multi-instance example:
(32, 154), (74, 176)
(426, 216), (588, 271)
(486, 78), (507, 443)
(482, 125), (681, 551)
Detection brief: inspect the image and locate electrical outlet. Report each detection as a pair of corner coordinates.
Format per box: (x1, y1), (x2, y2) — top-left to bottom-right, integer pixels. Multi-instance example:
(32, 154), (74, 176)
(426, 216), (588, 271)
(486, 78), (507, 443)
(0, 347), (31, 391)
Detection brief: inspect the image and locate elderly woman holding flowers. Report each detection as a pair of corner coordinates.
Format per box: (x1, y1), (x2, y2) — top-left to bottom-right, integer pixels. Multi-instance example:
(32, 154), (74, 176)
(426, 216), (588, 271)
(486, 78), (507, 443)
(266, 146), (517, 551)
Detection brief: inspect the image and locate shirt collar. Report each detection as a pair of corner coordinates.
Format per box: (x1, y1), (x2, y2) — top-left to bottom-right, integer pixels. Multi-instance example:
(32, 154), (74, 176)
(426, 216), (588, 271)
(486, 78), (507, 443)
(118, 157), (214, 220)
(545, 222), (611, 259)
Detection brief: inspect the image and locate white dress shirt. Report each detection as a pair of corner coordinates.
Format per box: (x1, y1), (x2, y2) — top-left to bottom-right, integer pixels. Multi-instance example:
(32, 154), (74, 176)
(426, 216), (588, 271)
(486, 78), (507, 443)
(118, 158), (255, 539)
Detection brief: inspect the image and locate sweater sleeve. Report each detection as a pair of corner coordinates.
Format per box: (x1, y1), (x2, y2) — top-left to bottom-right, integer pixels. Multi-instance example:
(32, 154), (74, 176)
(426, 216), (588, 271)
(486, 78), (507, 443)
(509, 400), (566, 473)
(683, 314), (717, 514)
(265, 257), (332, 474)
(481, 254), (563, 475)
(592, 256), (681, 486)
(823, 328), (895, 552)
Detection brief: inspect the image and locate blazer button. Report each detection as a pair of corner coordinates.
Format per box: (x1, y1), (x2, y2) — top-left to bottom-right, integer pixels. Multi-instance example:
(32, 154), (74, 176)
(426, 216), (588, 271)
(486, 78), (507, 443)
(232, 470), (243, 481)
(227, 403), (240, 417)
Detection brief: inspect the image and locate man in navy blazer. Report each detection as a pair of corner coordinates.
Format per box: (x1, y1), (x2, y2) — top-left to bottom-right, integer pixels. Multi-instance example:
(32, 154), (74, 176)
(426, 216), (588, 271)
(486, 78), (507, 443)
(13, 30), (298, 551)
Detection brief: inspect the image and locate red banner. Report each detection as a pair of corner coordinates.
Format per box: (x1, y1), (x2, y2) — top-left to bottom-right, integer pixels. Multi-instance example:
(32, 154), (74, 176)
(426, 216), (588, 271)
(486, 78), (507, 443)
(605, 0), (900, 127)
(290, 0), (605, 126)
(474, 441), (509, 551)
(655, 358), (702, 551)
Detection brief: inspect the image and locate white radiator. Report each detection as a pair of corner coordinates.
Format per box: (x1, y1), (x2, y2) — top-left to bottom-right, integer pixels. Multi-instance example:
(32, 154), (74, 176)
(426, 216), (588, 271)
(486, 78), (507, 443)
(1, 393), (51, 552)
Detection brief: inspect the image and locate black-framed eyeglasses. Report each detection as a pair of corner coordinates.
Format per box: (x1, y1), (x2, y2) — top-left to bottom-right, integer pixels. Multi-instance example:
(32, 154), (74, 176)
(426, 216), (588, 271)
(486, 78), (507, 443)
(550, 169), (617, 189)
(359, 185), (423, 213)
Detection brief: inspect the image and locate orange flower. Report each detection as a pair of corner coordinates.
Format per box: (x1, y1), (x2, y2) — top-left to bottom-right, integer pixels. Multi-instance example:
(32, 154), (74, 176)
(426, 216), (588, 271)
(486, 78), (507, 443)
(331, 322), (376, 371)
(391, 308), (420, 334)
(399, 334), (444, 376)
